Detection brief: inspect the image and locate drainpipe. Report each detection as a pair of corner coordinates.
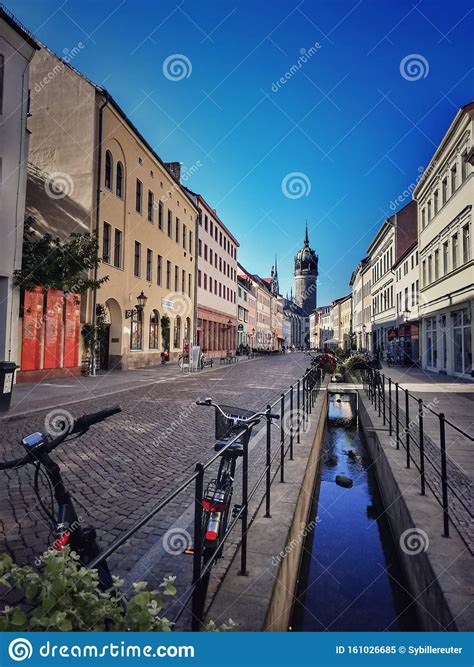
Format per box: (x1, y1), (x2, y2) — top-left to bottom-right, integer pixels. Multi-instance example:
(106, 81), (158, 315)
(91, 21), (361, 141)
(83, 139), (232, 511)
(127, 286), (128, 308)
(91, 92), (109, 375)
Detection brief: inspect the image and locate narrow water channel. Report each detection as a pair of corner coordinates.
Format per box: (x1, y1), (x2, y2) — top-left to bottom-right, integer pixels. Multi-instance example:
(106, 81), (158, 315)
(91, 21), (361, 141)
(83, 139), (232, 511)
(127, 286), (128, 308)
(291, 393), (419, 632)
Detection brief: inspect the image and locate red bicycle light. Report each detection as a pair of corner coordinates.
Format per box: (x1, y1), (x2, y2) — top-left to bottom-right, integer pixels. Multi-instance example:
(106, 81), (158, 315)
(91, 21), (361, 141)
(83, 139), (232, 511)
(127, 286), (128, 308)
(202, 500), (226, 513)
(54, 533), (70, 550)
(205, 530), (218, 541)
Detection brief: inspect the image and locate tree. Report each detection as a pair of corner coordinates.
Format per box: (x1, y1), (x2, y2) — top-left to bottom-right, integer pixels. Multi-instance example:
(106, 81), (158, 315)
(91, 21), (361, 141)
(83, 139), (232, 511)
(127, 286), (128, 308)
(13, 217), (108, 294)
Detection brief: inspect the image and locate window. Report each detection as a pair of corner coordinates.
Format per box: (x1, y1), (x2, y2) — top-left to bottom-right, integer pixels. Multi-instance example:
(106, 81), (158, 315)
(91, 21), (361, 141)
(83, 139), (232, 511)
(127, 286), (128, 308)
(147, 191), (154, 222)
(204, 244), (208, 261)
(427, 200), (432, 222)
(440, 315), (447, 370)
(136, 179), (142, 213)
(198, 269), (201, 287)
(433, 190), (438, 215)
(443, 241), (448, 274)
(210, 220), (213, 235)
(204, 215), (208, 231)
(183, 224), (187, 249)
(157, 255), (162, 286)
(149, 311), (160, 349)
(462, 224), (470, 263)
(442, 177), (447, 205)
(113, 229), (122, 268)
(134, 241), (141, 277)
(116, 161), (123, 197)
(198, 239), (202, 256)
(189, 230), (193, 254)
(422, 259), (426, 286)
(166, 261), (171, 289)
(175, 217), (180, 243)
(453, 308), (471, 375)
(451, 163), (457, 194)
(100, 222), (111, 266)
(105, 151), (113, 189)
(203, 273), (207, 290)
(167, 210), (172, 237)
(425, 317), (437, 368)
(146, 248), (152, 282)
(158, 201), (163, 230)
(427, 255), (432, 284)
(174, 266), (179, 292)
(188, 273), (192, 297)
(173, 316), (181, 348)
(130, 309), (143, 350)
(461, 151), (468, 182)
(452, 233), (458, 270)
(421, 208), (426, 229)
(434, 248), (439, 280)
(181, 269), (185, 294)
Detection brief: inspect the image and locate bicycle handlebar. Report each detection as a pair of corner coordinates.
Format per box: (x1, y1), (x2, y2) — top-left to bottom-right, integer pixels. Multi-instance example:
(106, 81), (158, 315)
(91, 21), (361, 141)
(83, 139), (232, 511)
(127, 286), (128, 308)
(0, 405), (122, 470)
(196, 398), (279, 423)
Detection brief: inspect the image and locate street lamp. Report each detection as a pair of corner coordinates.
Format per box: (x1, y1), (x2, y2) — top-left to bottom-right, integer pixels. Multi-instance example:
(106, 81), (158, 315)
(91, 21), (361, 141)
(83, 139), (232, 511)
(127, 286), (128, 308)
(403, 308), (411, 322)
(125, 291), (148, 319)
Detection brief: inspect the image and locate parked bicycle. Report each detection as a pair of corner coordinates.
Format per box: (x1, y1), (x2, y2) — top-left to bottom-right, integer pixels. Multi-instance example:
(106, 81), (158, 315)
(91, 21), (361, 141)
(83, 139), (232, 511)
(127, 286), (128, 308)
(194, 398), (279, 612)
(0, 406), (121, 589)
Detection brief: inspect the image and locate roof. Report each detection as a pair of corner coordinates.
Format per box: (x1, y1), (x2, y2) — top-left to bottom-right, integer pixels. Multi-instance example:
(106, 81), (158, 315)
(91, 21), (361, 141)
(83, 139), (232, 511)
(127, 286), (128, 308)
(0, 5), (40, 49)
(392, 240), (417, 269)
(413, 101), (474, 198)
(13, 6), (197, 211)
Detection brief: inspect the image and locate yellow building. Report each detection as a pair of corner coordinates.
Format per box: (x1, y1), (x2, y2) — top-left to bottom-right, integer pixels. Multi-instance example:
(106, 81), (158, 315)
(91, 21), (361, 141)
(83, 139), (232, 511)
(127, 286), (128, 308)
(26, 45), (198, 371)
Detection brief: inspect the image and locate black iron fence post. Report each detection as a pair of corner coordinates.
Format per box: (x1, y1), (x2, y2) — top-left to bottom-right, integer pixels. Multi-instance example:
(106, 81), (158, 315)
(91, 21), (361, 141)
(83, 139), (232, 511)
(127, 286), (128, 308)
(265, 405), (272, 518)
(388, 378), (392, 436)
(239, 430), (249, 575)
(439, 413), (450, 537)
(302, 376), (306, 426)
(191, 463), (204, 631)
(382, 373), (386, 425)
(405, 389), (410, 468)
(297, 379), (301, 443)
(280, 393), (285, 483)
(395, 382), (400, 450)
(377, 373), (381, 418)
(418, 398), (426, 496)
(290, 385), (294, 460)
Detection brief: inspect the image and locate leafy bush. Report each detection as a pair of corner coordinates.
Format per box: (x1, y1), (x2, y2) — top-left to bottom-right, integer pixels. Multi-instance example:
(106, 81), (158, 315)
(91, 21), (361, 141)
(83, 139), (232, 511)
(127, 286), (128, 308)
(316, 353), (337, 375)
(0, 549), (234, 632)
(345, 354), (370, 372)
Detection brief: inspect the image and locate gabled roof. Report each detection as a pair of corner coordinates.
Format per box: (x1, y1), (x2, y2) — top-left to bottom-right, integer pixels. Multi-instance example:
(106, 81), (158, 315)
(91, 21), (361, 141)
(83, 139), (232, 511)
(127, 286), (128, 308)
(0, 5), (40, 49)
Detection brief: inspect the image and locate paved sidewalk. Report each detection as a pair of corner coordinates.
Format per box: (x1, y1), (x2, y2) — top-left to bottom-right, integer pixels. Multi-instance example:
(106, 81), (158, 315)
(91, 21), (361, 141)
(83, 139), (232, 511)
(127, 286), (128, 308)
(4, 355), (258, 419)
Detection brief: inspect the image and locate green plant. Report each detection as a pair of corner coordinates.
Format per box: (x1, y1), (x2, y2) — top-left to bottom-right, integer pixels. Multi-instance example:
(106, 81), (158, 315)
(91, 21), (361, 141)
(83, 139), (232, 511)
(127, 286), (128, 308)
(14, 217), (108, 294)
(0, 549), (234, 632)
(161, 315), (170, 351)
(345, 354), (369, 372)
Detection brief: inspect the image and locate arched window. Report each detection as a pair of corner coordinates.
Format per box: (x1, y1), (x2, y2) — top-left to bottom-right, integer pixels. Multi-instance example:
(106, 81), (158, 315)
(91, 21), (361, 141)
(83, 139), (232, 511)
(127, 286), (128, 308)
(130, 308), (143, 350)
(173, 315), (181, 349)
(116, 161), (123, 198)
(105, 150), (113, 190)
(149, 310), (160, 349)
(184, 317), (191, 342)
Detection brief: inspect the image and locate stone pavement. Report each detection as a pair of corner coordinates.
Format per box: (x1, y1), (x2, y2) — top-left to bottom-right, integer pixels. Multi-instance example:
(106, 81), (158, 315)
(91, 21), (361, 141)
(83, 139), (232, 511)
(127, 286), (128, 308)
(0, 352), (311, 626)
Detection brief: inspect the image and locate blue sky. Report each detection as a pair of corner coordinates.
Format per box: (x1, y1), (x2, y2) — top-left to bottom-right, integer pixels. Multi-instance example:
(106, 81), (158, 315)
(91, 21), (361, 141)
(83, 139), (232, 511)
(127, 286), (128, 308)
(9, 0), (474, 304)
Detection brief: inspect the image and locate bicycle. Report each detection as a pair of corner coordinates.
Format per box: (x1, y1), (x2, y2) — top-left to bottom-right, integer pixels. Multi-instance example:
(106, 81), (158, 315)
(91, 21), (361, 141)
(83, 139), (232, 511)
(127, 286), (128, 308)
(0, 405), (121, 589)
(194, 398), (279, 613)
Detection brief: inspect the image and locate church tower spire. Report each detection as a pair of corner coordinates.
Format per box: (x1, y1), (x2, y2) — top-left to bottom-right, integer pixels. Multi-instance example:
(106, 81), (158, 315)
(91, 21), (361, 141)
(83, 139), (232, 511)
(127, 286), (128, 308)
(294, 222), (318, 315)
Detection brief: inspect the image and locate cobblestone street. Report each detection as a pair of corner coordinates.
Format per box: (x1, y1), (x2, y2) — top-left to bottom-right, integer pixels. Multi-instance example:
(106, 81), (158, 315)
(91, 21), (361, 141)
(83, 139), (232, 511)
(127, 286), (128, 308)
(0, 353), (311, 620)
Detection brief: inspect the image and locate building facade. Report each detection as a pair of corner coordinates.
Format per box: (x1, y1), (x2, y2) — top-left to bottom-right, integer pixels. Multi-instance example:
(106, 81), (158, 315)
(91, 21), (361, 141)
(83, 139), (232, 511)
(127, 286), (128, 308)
(317, 306), (333, 349)
(237, 276), (250, 350)
(393, 242), (420, 364)
(0, 9), (39, 365)
(414, 103), (474, 378)
(186, 192), (238, 359)
(25, 45), (199, 373)
(368, 217), (396, 356)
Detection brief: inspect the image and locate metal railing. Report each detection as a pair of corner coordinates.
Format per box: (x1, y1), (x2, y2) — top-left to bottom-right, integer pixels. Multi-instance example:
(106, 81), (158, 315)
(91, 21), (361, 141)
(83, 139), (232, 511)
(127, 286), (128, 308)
(362, 369), (473, 549)
(89, 364), (324, 629)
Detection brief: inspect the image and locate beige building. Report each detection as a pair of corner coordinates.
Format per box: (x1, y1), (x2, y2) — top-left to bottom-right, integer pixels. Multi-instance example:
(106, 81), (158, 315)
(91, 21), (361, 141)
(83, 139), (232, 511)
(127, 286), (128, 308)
(0, 9), (39, 365)
(330, 295), (352, 350)
(350, 258), (371, 352)
(186, 191), (238, 358)
(26, 45), (198, 370)
(414, 102), (474, 378)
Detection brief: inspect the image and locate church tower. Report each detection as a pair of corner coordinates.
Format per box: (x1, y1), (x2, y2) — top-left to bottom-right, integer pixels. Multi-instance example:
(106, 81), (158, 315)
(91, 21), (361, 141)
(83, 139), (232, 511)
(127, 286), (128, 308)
(270, 255), (280, 295)
(294, 223), (318, 315)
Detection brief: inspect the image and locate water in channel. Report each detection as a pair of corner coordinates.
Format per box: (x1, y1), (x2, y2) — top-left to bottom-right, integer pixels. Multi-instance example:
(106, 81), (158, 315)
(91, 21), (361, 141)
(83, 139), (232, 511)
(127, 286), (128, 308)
(291, 393), (419, 632)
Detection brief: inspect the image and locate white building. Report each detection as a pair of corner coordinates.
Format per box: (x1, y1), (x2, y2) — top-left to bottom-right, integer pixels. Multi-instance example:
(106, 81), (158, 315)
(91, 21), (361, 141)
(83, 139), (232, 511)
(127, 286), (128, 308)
(350, 259), (370, 352)
(0, 8), (39, 363)
(393, 241), (420, 364)
(368, 219), (395, 356)
(414, 102), (474, 378)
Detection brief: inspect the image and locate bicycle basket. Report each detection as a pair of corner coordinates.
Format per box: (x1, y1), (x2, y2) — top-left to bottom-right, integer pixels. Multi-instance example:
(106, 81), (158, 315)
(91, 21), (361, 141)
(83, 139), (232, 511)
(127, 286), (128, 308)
(215, 405), (256, 440)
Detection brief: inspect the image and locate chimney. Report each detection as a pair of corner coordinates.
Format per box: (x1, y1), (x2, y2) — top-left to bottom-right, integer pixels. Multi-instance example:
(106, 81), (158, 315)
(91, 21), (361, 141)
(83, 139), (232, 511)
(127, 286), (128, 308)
(164, 161), (181, 182)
